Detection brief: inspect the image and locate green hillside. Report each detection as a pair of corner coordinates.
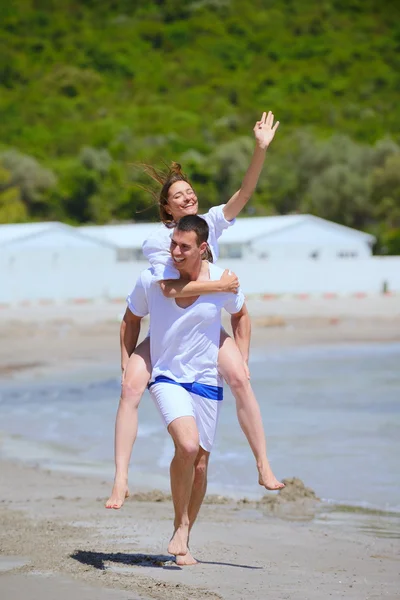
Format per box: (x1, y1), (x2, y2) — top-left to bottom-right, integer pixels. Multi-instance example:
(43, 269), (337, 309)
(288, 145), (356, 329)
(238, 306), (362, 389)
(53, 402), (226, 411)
(1, 0), (400, 251)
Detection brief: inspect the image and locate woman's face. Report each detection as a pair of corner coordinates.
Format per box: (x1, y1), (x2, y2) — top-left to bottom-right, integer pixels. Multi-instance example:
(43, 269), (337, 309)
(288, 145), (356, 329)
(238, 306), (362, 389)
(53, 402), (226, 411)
(166, 180), (199, 221)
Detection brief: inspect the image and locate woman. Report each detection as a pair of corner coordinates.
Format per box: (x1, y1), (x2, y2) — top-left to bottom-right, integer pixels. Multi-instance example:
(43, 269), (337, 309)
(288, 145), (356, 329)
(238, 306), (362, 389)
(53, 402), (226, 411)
(106, 111), (283, 510)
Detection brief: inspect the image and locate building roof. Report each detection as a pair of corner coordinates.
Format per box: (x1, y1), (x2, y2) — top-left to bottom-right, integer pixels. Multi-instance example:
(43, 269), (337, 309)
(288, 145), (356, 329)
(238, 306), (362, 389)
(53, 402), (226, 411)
(0, 221), (117, 249)
(2, 214), (375, 250)
(0, 222), (60, 245)
(79, 223), (160, 249)
(80, 215), (375, 249)
(220, 214), (376, 245)
(220, 215), (304, 244)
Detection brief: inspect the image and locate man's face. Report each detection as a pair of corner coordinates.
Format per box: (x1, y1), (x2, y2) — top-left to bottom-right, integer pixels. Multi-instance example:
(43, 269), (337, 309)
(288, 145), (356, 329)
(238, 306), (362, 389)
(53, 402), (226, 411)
(170, 229), (205, 271)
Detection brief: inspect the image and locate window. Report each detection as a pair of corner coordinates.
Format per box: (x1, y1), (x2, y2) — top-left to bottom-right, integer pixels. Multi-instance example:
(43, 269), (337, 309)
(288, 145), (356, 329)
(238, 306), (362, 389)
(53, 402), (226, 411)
(116, 248), (146, 262)
(218, 244), (243, 259)
(337, 251), (358, 258)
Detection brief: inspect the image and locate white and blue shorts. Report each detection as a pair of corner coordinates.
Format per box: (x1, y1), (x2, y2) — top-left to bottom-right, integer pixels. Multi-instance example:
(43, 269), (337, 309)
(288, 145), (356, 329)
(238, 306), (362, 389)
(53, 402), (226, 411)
(149, 376), (223, 452)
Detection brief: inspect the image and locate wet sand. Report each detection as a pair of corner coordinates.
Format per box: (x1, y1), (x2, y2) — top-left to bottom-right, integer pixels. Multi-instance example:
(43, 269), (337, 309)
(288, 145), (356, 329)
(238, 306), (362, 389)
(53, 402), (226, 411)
(0, 460), (399, 600)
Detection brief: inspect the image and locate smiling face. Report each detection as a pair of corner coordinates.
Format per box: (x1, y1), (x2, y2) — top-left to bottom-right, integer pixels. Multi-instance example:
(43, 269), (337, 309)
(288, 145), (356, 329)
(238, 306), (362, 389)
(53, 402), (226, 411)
(165, 181), (199, 222)
(170, 229), (207, 273)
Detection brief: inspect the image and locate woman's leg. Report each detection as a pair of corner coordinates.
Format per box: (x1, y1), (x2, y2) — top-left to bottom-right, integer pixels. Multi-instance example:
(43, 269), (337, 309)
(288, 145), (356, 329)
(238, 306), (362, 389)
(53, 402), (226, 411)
(105, 337), (151, 509)
(218, 332), (284, 490)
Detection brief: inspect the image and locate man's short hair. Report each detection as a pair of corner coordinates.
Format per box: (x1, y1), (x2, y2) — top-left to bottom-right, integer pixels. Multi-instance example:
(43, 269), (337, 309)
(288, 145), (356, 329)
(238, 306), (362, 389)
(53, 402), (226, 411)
(175, 215), (209, 246)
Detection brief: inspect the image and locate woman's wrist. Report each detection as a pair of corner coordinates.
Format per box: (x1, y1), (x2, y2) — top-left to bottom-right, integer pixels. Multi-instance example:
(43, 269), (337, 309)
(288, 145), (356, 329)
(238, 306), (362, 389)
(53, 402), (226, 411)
(255, 141), (269, 151)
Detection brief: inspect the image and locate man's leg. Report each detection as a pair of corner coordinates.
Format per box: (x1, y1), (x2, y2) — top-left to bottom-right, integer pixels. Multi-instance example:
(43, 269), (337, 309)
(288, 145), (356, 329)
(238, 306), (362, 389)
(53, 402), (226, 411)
(218, 333), (284, 491)
(167, 416), (200, 556)
(176, 447), (210, 566)
(105, 338), (151, 509)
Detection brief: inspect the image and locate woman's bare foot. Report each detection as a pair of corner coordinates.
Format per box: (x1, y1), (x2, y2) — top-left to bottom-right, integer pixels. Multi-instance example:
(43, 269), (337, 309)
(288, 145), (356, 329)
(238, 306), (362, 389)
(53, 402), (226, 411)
(168, 524), (189, 556)
(105, 480), (129, 509)
(176, 549), (198, 566)
(258, 465), (285, 491)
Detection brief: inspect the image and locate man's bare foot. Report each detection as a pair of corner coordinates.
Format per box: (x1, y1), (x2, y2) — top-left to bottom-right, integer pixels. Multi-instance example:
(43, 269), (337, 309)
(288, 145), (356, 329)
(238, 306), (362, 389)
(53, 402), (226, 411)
(168, 524), (189, 556)
(258, 465), (285, 491)
(176, 549), (198, 566)
(105, 481), (129, 509)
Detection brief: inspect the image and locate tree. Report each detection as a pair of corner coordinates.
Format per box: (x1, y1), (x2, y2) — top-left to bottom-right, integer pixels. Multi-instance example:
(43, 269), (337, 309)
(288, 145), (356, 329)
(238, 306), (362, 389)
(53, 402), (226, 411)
(370, 153), (400, 229)
(302, 163), (371, 228)
(0, 150), (57, 216)
(0, 165), (27, 223)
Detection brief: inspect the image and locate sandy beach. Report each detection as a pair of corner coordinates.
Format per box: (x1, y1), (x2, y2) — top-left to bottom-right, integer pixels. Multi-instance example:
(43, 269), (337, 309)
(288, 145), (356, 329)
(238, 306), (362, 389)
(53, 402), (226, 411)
(1, 459), (399, 600)
(1, 296), (400, 599)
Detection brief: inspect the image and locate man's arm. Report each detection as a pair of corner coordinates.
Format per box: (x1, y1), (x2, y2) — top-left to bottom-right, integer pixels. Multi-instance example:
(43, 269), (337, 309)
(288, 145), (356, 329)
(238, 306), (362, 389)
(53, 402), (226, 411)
(120, 308), (143, 375)
(230, 303), (251, 374)
(159, 269), (239, 298)
(223, 111), (279, 222)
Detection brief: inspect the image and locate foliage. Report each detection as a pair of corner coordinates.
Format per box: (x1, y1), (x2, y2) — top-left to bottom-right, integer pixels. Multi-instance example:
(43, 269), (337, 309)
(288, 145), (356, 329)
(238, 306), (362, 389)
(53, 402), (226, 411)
(1, 0), (400, 251)
(0, 166), (27, 223)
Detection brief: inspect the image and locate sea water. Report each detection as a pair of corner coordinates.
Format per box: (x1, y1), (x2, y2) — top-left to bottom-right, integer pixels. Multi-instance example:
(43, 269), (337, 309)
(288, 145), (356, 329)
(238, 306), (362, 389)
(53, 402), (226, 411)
(0, 343), (399, 517)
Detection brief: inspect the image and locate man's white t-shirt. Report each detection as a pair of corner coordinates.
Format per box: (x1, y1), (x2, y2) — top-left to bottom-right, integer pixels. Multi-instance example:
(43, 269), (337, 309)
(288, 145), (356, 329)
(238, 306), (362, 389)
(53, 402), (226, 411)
(127, 263), (245, 388)
(142, 204), (235, 281)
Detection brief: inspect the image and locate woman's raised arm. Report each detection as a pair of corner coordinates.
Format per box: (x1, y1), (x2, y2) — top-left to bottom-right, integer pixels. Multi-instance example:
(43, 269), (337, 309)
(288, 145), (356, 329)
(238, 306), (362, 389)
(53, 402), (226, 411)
(223, 111), (279, 222)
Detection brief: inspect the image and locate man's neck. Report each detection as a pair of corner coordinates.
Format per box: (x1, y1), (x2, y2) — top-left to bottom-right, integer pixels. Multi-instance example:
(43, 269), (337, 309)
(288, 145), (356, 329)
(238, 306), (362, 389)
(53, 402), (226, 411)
(179, 259), (209, 282)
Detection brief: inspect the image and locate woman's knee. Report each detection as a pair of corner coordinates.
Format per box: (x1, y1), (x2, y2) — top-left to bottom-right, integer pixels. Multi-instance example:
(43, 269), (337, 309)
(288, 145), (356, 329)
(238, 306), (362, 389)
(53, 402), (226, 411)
(122, 351), (151, 400)
(218, 336), (248, 388)
(221, 360), (248, 389)
(120, 380), (144, 406)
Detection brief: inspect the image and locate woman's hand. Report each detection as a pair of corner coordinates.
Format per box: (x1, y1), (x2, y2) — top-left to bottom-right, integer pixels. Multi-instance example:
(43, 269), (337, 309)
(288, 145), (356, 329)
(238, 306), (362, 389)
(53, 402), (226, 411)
(253, 111), (280, 150)
(219, 269), (239, 294)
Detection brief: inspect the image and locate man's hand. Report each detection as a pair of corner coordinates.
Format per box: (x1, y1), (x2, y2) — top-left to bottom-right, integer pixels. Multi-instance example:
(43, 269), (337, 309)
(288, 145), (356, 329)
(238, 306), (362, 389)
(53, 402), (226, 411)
(220, 269), (239, 294)
(253, 111), (279, 150)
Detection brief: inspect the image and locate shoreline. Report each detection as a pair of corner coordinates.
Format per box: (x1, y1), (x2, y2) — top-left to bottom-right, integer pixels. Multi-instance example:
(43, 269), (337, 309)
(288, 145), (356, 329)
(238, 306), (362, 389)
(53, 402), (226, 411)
(2, 449), (400, 519)
(2, 429), (400, 516)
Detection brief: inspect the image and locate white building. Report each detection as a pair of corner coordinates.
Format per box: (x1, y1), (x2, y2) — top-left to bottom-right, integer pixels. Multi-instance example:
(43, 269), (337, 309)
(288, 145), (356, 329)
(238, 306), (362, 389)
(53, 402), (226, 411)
(0, 222), (117, 303)
(217, 215), (375, 260)
(2, 216), (390, 306)
(79, 215), (375, 261)
(79, 223), (159, 262)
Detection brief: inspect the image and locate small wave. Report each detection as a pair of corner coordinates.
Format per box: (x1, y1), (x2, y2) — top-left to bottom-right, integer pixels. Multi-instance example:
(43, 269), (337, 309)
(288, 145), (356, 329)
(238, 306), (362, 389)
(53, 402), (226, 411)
(323, 498), (400, 517)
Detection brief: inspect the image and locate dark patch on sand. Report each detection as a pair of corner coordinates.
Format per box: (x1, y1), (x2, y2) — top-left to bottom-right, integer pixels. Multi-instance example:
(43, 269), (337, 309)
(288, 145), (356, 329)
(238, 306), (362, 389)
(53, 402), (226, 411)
(71, 550), (174, 570)
(0, 361), (46, 376)
(130, 490), (172, 502)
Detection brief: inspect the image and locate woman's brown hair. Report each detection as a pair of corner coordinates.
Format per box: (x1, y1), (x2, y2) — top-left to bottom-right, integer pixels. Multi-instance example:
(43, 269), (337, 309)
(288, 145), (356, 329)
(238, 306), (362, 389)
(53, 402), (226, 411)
(142, 162), (190, 228)
(142, 162), (213, 261)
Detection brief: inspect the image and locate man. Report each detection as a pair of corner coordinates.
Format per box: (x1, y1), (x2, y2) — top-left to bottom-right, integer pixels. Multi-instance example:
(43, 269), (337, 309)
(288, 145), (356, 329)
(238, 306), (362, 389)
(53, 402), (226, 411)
(124, 215), (248, 565)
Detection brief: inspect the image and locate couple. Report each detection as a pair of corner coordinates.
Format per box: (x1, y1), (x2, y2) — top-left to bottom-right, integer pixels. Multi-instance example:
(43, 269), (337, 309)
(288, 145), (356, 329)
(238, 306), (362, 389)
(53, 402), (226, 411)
(106, 111), (283, 563)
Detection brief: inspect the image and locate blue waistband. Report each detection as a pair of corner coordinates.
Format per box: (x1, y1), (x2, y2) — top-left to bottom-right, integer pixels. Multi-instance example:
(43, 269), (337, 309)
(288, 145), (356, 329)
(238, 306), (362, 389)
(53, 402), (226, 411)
(148, 375), (223, 401)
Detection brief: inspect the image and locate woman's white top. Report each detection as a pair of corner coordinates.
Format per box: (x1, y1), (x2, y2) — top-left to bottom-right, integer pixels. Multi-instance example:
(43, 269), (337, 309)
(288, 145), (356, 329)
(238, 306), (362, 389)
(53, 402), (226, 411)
(142, 204), (235, 281)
